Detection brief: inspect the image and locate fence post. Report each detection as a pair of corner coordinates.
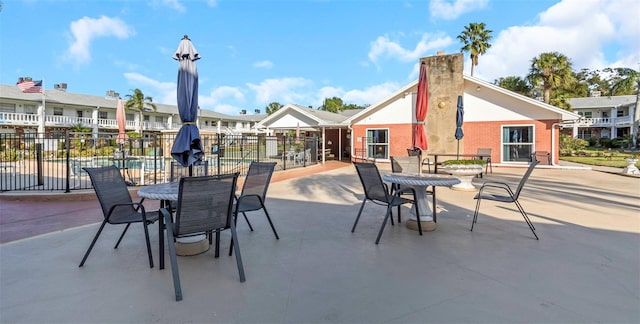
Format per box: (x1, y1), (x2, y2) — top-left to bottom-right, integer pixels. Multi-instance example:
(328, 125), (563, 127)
(65, 131), (71, 193)
(36, 143), (44, 186)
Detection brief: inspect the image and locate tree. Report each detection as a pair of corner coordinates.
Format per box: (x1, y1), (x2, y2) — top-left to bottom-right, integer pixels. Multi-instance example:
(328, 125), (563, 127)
(457, 22), (493, 77)
(320, 97), (344, 113)
(494, 76), (532, 96)
(606, 67), (640, 147)
(265, 102), (283, 115)
(124, 88), (156, 134)
(527, 52), (575, 104)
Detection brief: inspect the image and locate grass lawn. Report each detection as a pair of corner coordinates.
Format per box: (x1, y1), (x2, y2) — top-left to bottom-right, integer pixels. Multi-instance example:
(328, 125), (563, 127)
(560, 148), (639, 168)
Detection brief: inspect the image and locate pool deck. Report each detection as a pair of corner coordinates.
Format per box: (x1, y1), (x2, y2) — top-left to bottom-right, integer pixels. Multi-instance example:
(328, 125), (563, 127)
(1, 160), (639, 323)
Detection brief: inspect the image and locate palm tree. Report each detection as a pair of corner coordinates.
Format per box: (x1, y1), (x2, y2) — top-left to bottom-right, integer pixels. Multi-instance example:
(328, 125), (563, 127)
(457, 22), (493, 76)
(527, 52), (575, 104)
(124, 88), (157, 133)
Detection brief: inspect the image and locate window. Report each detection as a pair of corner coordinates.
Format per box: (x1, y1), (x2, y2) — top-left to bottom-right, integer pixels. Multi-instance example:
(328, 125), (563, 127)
(617, 110), (624, 117)
(53, 107), (63, 116)
(98, 111), (108, 119)
(0, 103), (16, 113)
(143, 115), (150, 121)
(24, 105), (37, 114)
(126, 113), (134, 121)
(502, 125), (533, 163)
(155, 116), (164, 123)
(602, 111), (608, 118)
(582, 111), (592, 118)
(76, 110), (83, 118)
(366, 129), (389, 160)
(577, 129), (592, 139)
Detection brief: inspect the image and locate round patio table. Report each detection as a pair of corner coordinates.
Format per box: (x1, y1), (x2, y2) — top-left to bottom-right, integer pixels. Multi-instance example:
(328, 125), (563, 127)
(382, 173), (460, 231)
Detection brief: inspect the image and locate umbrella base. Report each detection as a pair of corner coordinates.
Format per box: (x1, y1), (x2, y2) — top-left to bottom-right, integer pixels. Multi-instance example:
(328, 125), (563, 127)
(407, 219), (437, 232)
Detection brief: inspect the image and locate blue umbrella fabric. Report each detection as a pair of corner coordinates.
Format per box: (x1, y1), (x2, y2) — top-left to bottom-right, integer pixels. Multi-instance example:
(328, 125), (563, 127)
(455, 95), (464, 158)
(171, 35), (204, 167)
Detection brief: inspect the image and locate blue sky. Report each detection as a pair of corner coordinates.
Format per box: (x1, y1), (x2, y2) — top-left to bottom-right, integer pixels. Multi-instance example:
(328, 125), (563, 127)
(1, 0), (638, 115)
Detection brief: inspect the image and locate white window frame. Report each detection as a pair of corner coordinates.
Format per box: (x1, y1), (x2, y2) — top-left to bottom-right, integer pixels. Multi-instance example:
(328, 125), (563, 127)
(365, 128), (390, 161)
(501, 124), (535, 164)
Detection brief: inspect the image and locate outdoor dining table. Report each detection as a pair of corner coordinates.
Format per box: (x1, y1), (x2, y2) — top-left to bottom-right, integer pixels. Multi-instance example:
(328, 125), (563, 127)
(137, 182), (209, 268)
(382, 173), (460, 231)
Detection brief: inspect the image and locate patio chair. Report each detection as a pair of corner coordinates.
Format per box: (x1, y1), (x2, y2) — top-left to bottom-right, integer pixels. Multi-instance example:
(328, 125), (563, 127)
(477, 148), (493, 176)
(390, 156), (435, 223)
(232, 161), (279, 242)
(407, 147), (432, 173)
(159, 173), (244, 301)
(352, 162), (420, 244)
(79, 166), (159, 268)
(470, 160), (539, 240)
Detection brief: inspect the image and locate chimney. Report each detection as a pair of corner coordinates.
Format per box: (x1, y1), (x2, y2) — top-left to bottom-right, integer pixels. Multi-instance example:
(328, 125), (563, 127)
(437, 51), (445, 56)
(240, 109), (246, 115)
(254, 109), (260, 114)
(17, 77), (24, 84)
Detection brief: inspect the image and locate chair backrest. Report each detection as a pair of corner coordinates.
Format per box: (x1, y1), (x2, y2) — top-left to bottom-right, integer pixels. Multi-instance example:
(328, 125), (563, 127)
(391, 156), (420, 174)
(84, 166), (136, 221)
(477, 148), (492, 159)
(407, 147), (422, 157)
(240, 161), (277, 199)
(513, 160), (539, 199)
(170, 160), (209, 182)
(173, 173), (239, 237)
(354, 162), (389, 203)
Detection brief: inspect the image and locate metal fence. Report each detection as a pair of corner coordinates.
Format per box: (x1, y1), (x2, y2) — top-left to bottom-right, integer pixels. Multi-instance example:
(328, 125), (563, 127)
(0, 132), (318, 192)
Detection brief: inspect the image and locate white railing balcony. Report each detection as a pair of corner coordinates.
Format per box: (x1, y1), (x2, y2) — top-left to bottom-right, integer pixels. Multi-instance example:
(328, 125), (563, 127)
(0, 112), (40, 125)
(576, 117), (611, 127)
(615, 115), (632, 126)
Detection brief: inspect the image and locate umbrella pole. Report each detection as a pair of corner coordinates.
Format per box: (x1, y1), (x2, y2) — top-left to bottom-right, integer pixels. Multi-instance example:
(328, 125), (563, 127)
(456, 140), (460, 159)
(188, 165), (193, 177)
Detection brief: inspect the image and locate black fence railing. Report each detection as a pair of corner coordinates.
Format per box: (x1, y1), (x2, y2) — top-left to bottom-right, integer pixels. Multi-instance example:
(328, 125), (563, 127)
(0, 132), (318, 192)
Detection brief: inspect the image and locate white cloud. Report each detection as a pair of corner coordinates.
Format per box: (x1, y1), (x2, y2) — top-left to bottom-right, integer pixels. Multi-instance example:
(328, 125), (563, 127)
(342, 82), (401, 105)
(199, 86), (245, 107)
(207, 0), (218, 7)
(123, 72), (175, 104)
(64, 16), (134, 65)
(429, 0), (489, 20)
(473, 0), (640, 81)
(162, 0), (185, 12)
(368, 33), (453, 66)
(247, 77), (314, 105)
(253, 60), (274, 69)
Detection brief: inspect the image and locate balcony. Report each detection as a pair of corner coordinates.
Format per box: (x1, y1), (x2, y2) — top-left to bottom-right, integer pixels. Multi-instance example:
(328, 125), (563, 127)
(574, 115), (632, 127)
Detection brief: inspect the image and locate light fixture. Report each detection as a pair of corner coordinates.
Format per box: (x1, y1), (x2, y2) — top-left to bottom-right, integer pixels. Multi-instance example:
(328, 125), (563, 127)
(476, 86), (481, 92)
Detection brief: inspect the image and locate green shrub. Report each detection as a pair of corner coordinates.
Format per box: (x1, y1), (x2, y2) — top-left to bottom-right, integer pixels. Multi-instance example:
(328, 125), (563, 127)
(442, 159), (486, 166)
(588, 137), (599, 147)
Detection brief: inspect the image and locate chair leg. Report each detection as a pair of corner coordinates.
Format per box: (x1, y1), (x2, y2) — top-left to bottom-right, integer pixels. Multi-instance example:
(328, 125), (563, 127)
(261, 205), (279, 239)
(214, 230), (221, 257)
(514, 200), (539, 240)
(79, 221), (107, 267)
(229, 219), (246, 282)
(375, 205), (394, 244)
(164, 213), (182, 301)
(242, 212), (254, 231)
(142, 221), (154, 268)
(470, 198), (482, 231)
(431, 186), (437, 223)
(396, 205), (401, 224)
(114, 223), (131, 249)
(351, 200), (367, 232)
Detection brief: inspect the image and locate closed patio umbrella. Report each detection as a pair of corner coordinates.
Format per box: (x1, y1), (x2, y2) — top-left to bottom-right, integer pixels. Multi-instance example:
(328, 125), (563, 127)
(171, 35), (204, 167)
(413, 61), (428, 151)
(116, 98), (128, 144)
(455, 95), (464, 158)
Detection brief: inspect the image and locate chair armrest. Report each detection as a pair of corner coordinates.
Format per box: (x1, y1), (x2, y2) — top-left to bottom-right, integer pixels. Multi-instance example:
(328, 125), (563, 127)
(478, 181), (514, 195)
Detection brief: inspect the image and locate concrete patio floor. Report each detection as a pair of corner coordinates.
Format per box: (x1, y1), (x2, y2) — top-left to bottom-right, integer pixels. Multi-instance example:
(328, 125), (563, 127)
(1, 162), (639, 323)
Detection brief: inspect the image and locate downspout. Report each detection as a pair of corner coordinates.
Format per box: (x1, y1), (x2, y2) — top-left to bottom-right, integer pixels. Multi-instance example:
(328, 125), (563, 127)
(348, 124), (354, 161)
(551, 122), (560, 166)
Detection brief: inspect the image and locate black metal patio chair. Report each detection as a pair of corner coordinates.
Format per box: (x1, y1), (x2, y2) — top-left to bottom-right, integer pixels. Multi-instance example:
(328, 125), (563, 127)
(352, 162), (420, 244)
(159, 173), (245, 301)
(79, 165), (159, 268)
(471, 160), (539, 239)
(233, 161), (279, 239)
